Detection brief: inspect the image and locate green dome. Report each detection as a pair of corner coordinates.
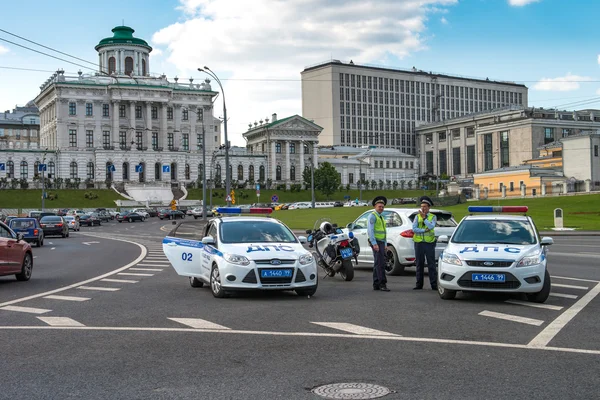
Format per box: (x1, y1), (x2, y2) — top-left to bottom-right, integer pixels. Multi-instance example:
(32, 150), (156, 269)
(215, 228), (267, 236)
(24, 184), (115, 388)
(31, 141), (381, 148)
(95, 26), (152, 51)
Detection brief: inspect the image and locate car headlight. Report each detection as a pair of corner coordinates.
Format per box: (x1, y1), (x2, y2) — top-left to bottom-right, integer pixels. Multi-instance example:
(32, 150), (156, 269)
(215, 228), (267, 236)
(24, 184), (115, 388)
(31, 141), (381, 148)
(517, 250), (543, 267)
(224, 253), (250, 266)
(299, 253), (314, 265)
(441, 252), (462, 266)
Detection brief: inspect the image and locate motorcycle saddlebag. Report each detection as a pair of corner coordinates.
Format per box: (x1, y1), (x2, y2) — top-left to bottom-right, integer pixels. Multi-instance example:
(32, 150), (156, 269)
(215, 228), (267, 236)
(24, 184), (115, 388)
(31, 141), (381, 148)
(324, 243), (337, 264)
(350, 237), (360, 255)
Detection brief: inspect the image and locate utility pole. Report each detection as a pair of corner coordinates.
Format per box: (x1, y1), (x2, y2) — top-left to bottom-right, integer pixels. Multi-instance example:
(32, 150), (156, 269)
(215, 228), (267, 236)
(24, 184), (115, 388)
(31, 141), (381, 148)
(311, 157), (315, 209)
(41, 148), (48, 211)
(201, 118), (207, 220)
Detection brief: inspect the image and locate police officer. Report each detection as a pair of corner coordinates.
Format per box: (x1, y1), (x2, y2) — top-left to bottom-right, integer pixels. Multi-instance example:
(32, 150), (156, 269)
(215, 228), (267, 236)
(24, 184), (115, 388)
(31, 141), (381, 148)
(412, 196), (438, 290)
(367, 196), (389, 291)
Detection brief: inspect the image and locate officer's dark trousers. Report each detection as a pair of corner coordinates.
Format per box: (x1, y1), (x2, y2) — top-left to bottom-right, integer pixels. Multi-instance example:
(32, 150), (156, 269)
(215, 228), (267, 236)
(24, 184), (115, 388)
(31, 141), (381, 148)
(372, 240), (387, 287)
(414, 241), (437, 288)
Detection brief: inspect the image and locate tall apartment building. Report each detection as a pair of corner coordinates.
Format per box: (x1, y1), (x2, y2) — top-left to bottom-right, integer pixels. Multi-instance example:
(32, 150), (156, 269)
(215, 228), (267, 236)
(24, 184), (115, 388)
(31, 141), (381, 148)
(301, 60), (528, 155)
(0, 104), (40, 151)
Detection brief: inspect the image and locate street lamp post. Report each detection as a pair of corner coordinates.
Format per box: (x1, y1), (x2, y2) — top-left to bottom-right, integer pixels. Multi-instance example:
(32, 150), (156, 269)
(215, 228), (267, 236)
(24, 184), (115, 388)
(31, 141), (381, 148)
(41, 148), (48, 211)
(198, 67), (230, 206)
(310, 157), (315, 209)
(201, 121), (207, 220)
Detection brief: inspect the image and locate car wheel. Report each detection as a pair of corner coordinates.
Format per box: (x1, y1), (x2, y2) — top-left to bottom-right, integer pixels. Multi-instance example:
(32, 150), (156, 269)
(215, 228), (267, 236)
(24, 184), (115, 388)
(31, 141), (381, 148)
(129, 218), (133, 223)
(210, 265), (226, 298)
(295, 281), (318, 297)
(39, 237), (44, 247)
(181, 215), (185, 219)
(385, 246), (406, 275)
(66, 231), (69, 238)
(62, 232), (66, 238)
(438, 282), (457, 300)
(118, 220), (122, 223)
(339, 259), (354, 281)
(15, 253), (33, 281)
(189, 276), (204, 288)
(526, 269), (551, 303)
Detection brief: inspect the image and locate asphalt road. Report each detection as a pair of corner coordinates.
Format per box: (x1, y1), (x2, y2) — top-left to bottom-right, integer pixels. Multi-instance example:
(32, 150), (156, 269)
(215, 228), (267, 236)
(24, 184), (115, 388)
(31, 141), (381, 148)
(0, 218), (598, 399)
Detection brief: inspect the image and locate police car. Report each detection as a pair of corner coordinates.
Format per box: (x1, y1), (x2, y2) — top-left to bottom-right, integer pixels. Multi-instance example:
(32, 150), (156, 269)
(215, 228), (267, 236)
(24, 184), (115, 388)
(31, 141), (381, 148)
(163, 207), (318, 298)
(436, 206), (554, 303)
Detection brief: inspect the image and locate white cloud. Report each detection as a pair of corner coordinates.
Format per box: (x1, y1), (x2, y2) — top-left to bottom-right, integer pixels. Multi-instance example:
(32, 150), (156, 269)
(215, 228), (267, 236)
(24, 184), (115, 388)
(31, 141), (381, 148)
(0, 45), (9, 55)
(153, 0), (458, 145)
(508, 0), (541, 6)
(441, 17), (448, 24)
(597, 54), (600, 65)
(150, 48), (163, 58)
(533, 73), (594, 92)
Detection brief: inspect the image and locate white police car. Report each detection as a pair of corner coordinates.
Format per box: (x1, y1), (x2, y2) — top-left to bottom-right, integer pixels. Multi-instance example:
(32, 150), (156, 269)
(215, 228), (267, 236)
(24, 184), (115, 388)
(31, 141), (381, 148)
(163, 207), (318, 298)
(437, 206), (554, 303)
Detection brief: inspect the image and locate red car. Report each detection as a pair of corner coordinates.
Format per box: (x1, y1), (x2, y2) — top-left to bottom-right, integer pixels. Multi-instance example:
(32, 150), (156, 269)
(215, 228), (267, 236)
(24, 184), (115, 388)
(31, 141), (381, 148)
(0, 221), (34, 281)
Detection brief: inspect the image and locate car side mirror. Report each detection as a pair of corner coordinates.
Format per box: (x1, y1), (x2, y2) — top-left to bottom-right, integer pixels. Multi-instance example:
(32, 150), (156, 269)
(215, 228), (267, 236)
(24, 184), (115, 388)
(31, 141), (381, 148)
(540, 237), (554, 246)
(297, 235), (307, 244)
(346, 223), (355, 230)
(437, 235), (449, 244)
(201, 236), (216, 245)
(16, 233), (24, 242)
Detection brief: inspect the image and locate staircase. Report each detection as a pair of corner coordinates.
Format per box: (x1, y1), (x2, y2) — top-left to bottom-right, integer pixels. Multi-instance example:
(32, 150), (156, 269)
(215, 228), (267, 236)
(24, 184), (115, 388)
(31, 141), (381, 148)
(171, 185), (185, 200)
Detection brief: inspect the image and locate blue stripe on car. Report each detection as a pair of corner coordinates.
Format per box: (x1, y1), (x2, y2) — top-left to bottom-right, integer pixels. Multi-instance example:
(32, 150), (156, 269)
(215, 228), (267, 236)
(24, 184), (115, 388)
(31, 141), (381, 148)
(163, 236), (223, 257)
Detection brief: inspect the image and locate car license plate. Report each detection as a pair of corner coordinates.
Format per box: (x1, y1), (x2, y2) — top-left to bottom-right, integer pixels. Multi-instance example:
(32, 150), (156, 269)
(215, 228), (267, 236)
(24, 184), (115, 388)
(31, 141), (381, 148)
(472, 273), (505, 282)
(340, 247), (354, 259)
(46, 224), (54, 227)
(261, 269), (292, 278)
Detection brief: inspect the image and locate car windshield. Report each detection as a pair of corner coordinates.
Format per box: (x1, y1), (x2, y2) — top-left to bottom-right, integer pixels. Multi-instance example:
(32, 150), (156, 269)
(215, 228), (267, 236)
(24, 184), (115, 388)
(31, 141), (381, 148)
(40, 216), (62, 222)
(220, 220), (297, 243)
(408, 212), (457, 228)
(64, 216), (74, 221)
(451, 219), (537, 245)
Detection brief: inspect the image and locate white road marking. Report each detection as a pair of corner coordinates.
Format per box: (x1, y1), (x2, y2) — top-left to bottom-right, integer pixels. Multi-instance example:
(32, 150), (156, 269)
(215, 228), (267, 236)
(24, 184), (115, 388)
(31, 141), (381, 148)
(33, 256), (37, 259)
(0, 305), (52, 314)
(552, 283), (589, 290)
(137, 263), (169, 267)
(135, 260), (167, 264)
(77, 286), (121, 292)
(37, 317), (85, 327)
(101, 278), (139, 283)
(44, 295), (90, 302)
(551, 275), (599, 283)
(118, 272), (154, 277)
(82, 241), (100, 246)
(549, 252), (599, 258)
(2, 325), (600, 356)
(169, 318), (231, 330)
(528, 282), (600, 348)
(51, 247), (56, 250)
(549, 292), (578, 299)
(130, 268), (163, 272)
(48, 242), (53, 244)
(311, 322), (400, 336)
(479, 311), (544, 326)
(505, 300), (563, 311)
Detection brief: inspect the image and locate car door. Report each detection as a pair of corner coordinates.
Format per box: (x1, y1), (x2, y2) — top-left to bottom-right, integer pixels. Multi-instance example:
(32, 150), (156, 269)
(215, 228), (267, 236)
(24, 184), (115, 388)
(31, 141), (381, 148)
(0, 224), (21, 272)
(0, 224), (9, 273)
(349, 211), (372, 262)
(163, 221), (208, 279)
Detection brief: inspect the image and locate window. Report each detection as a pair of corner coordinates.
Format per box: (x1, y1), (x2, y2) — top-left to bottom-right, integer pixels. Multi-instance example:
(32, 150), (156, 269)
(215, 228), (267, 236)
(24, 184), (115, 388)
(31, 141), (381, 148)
(69, 129), (77, 147)
(237, 165), (244, 181)
(467, 145), (476, 174)
(48, 161), (55, 178)
(119, 105), (126, 118)
(290, 166), (296, 181)
(197, 108), (203, 122)
(544, 127), (554, 144)
(290, 143), (295, 154)
(136, 131), (143, 150)
(595, 145), (599, 157)
(69, 102), (76, 116)
(125, 57), (133, 75)
(466, 126), (475, 138)
(167, 107), (173, 120)
(135, 106), (142, 119)
(86, 130), (94, 148)
(509, 181), (514, 192)
(439, 150), (447, 176)
(425, 151), (434, 174)
(70, 161), (78, 179)
(142, 59), (146, 76)
(122, 162), (129, 181)
(34, 161), (40, 178)
(349, 173), (354, 184)
(151, 107), (158, 119)
(102, 104), (109, 117)
(452, 129), (460, 140)
(152, 132), (159, 150)
(392, 161), (396, 168)
(87, 162), (94, 179)
(386, 161), (390, 168)
(108, 57), (116, 74)
(438, 131), (446, 142)
(84, 103), (93, 116)
(453, 147), (461, 175)
(155, 162), (161, 180)
(119, 131), (127, 149)
(249, 165), (254, 181)
(425, 134), (433, 144)
(185, 164), (190, 180)
(484, 134), (493, 171)
(276, 143), (281, 153)
(276, 165), (282, 180)
(500, 131), (509, 167)
(182, 133), (189, 151)
(259, 165), (265, 181)
(20, 160), (28, 179)
(182, 109), (189, 121)
(168, 133), (174, 150)
(215, 164), (222, 182)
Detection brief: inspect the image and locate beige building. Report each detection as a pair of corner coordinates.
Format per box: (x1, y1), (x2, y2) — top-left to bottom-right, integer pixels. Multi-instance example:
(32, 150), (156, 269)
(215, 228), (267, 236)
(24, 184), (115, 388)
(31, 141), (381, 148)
(301, 60), (527, 155)
(562, 132), (600, 188)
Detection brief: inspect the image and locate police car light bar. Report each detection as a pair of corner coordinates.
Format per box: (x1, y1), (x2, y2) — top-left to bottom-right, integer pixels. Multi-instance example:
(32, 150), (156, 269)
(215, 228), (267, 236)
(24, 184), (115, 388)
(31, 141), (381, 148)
(468, 206), (528, 213)
(216, 207), (273, 214)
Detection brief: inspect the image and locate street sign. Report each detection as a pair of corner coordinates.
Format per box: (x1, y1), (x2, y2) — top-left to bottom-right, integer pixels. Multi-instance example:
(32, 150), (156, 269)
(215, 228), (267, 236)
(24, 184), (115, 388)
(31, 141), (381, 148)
(421, 186), (428, 190)
(226, 195), (232, 202)
(135, 164), (143, 173)
(38, 164), (47, 172)
(163, 165), (171, 173)
(271, 194), (279, 202)
(170, 200), (177, 211)
(231, 199), (236, 205)
(0, 163), (5, 171)
(107, 164), (116, 172)
(255, 184), (260, 191)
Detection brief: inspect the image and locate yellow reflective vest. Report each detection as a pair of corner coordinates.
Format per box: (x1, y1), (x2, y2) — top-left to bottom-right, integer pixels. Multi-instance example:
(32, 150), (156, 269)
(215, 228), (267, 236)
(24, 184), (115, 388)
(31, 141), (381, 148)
(413, 214), (436, 243)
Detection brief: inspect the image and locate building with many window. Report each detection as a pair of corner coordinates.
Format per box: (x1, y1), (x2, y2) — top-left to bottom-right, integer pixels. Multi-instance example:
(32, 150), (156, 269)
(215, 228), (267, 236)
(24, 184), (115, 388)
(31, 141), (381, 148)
(301, 60), (528, 155)
(0, 104), (40, 151)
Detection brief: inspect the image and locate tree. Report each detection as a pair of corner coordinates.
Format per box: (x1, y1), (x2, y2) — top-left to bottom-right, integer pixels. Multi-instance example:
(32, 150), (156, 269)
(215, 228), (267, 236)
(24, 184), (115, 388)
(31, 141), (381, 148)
(370, 180), (377, 190)
(378, 179), (384, 190)
(392, 180), (398, 190)
(386, 179), (392, 190)
(400, 180), (406, 190)
(407, 180), (413, 189)
(302, 166), (312, 188)
(314, 162), (340, 199)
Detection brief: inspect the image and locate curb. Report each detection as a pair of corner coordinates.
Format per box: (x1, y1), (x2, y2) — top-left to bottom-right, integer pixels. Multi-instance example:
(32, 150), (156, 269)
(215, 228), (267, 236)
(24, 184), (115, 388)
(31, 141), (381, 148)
(293, 230), (600, 237)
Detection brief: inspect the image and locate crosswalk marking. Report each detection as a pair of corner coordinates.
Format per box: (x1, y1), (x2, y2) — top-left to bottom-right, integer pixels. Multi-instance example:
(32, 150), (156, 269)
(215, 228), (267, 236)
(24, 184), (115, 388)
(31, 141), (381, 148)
(0, 305), (52, 314)
(130, 268), (163, 272)
(44, 295), (91, 302)
(77, 286), (121, 292)
(551, 275), (599, 283)
(169, 318), (231, 330)
(550, 292), (578, 299)
(479, 310), (544, 326)
(552, 283), (589, 290)
(37, 317), (85, 327)
(137, 263), (169, 267)
(118, 272), (154, 277)
(310, 322), (400, 336)
(505, 300), (563, 311)
(101, 278), (139, 283)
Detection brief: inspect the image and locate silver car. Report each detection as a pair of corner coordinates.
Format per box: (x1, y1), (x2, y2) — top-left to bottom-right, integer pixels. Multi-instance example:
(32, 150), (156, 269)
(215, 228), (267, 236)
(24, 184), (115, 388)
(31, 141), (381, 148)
(63, 216), (80, 231)
(344, 208), (458, 275)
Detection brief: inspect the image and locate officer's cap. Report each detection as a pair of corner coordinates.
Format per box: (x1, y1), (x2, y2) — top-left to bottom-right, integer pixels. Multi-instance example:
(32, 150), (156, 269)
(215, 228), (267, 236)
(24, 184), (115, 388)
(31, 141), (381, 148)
(419, 196), (434, 207)
(372, 196), (387, 206)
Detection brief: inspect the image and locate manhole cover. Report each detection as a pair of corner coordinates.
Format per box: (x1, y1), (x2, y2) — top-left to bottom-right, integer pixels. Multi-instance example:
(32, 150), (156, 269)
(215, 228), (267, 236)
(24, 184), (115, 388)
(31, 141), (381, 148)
(312, 383), (391, 399)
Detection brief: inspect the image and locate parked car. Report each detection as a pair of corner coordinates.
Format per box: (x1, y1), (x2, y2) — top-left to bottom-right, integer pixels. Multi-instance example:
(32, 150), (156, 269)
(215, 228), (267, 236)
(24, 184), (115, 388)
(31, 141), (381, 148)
(288, 202), (312, 210)
(117, 212), (146, 223)
(131, 208), (150, 219)
(0, 221), (34, 281)
(95, 211), (113, 222)
(8, 217), (44, 247)
(79, 214), (101, 226)
(333, 201), (345, 207)
(158, 210), (186, 220)
(39, 216), (69, 238)
(343, 207), (458, 275)
(344, 200), (368, 207)
(63, 216), (81, 231)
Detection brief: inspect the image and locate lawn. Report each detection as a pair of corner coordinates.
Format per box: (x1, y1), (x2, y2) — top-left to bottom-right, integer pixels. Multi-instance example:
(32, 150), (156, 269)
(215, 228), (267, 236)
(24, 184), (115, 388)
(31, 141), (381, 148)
(271, 193), (600, 231)
(0, 189), (127, 209)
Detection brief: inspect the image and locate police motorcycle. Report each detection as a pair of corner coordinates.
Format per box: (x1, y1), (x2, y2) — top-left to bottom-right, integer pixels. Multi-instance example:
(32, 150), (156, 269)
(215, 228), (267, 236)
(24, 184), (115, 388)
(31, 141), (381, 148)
(306, 218), (360, 281)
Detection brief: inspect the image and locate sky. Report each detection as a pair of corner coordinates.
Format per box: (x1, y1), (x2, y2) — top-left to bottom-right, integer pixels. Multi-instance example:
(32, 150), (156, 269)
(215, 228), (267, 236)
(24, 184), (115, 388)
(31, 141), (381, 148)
(1, 0), (600, 146)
